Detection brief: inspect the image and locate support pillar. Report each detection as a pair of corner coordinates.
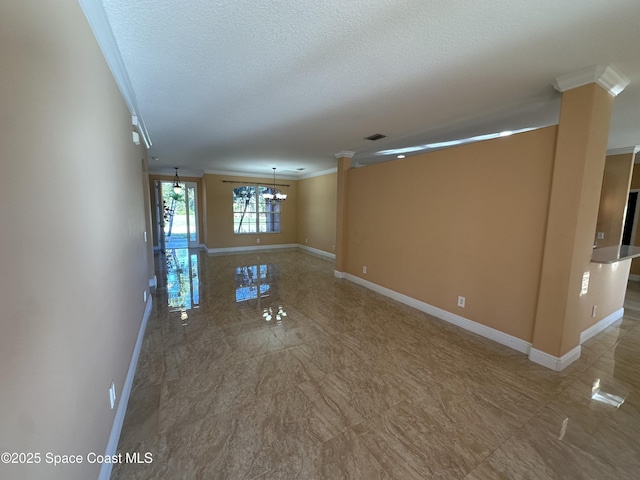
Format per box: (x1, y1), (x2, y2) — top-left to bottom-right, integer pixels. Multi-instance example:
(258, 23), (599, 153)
(530, 66), (629, 370)
(334, 151), (354, 277)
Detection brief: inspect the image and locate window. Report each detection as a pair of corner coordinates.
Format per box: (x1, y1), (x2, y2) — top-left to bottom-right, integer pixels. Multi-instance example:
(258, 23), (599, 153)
(233, 186), (281, 234)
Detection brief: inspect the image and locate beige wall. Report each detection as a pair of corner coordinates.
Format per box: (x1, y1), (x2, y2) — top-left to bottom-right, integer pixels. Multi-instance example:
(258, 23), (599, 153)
(142, 160), (155, 282)
(149, 175), (205, 248)
(345, 127), (557, 342)
(203, 173), (298, 249)
(0, 1), (151, 479)
(582, 260), (630, 331)
(596, 153), (634, 248)
(297, 173), (337, 254)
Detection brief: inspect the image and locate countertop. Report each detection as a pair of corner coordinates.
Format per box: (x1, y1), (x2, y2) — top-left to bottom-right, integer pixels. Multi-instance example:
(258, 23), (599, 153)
(591, 245), (640, 264)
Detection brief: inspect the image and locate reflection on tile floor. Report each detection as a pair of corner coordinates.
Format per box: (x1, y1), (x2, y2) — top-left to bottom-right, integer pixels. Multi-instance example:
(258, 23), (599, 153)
(112, 249), (640, 479)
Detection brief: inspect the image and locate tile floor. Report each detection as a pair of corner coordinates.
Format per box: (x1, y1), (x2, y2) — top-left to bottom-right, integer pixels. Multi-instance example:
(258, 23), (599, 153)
(112, 249), (640, 479)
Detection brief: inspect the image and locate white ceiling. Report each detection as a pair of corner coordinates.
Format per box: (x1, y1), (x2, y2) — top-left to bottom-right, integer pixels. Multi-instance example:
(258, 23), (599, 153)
(95, 0), (640, 177)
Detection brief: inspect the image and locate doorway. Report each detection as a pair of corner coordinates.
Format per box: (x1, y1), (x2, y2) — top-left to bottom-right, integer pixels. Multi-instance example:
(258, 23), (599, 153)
(622, 190), (639, 245)
(156, 180), (199, 250)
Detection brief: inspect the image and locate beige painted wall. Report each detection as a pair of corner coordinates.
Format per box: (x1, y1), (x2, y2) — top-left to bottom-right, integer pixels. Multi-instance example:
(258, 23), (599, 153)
(0, 1), (151, 479)
(582, 260), (630, 331)
(595, 153), (634, 248)
(297, 173), (337, 255)
(149, 175), (205, 248)
(142, 160), (155, 282)
(345, 127), (557, 342)
(203, 173), (297, 249)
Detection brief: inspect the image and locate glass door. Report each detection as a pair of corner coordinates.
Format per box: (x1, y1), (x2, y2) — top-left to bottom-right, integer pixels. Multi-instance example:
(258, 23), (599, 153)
(160, 181), (198, 249)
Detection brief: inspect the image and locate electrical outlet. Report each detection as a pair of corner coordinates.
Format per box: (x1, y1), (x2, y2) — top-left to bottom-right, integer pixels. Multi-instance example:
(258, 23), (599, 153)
(362, 266), (367, 274)
(144, 231), (147, 242)
(597, 232), (605, 240)
(305, 238), (308, 244)
(457, 296), (466, 308)
(592, 305), (597, 317)
(109, 381), (116, 410)
(143, 290), (147, 302)
(257, 238), (260, 244)
(332, 245), (335, 251)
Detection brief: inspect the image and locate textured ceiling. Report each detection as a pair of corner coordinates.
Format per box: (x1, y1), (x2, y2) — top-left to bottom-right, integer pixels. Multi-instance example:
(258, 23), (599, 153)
(99, 0), (640, 177)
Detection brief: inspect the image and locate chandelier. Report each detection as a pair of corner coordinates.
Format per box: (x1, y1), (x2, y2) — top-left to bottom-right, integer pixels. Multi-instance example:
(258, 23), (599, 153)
(172, 167), (182, 194)
(262, 168), (287, 203)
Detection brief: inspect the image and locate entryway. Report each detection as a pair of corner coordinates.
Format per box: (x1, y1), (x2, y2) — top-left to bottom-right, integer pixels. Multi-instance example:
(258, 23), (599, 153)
(155, 180), (199, 250)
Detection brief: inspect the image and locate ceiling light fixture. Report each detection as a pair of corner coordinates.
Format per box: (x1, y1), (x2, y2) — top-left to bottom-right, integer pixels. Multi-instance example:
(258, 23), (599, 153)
(172, 167), (182, 194)
(262, 168), (287, 203)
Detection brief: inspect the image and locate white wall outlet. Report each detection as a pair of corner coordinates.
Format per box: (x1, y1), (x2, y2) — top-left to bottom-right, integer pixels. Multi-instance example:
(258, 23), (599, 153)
(305, 238), (308, 244)
(144, 231), (147, 242)
(592, 305), (597, 317)
(362, 266), (367, 274)
(109, 381), (116, 410)
(332, 245), (335, 251)
(457, 296), (466, 308)
(257, 237), (260, 244)
(597, 232), (605, 240)
(143, 290), (147, 302)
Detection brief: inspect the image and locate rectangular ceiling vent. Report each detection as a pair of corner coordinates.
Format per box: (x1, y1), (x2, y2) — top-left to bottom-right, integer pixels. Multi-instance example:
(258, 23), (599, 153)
(365, 133), (386, 141)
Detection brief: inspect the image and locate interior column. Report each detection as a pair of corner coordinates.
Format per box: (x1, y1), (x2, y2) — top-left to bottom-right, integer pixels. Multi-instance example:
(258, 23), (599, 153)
(530, 66), (629, 369)
(334, 151), (354, 276)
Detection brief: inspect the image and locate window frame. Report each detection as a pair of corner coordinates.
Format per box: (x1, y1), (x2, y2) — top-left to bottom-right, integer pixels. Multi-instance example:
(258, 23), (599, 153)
(232, 185), (281, 234)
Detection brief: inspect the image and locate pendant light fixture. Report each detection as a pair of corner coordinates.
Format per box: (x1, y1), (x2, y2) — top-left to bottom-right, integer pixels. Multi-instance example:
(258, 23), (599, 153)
(262, 168), (287, 203)
(172, 167), (182, 194)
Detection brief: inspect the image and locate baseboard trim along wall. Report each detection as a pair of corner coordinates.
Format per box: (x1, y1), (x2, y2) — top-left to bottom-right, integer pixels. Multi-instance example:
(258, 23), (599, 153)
(298, 244), (336, 260)
(342, 272), (532, 355)
(206, 243), (298, 254)
(339, 271), (619, 371)
(580, 308), (624, 344)
(205, 243), (336, 258)
(528, 346), (582, 371)
(98, 295), (153, 480)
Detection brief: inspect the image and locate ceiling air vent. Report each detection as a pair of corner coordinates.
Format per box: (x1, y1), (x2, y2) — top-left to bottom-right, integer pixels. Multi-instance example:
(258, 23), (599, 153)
(365, 133), (386, 141)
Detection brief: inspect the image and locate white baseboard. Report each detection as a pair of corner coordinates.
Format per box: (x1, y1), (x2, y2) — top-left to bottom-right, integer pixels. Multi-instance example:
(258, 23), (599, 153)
(580, 308), (624, 343)
(206, 243), (298, 254)
(339, 273), (631, 371)
(98, 295), (153, 480)
(629, 274), (640, 281)
(148, 275), (157, 289)
(528, 345), (581, 371)
(297, 244), (336, 260)
(342, 273), (532, 355)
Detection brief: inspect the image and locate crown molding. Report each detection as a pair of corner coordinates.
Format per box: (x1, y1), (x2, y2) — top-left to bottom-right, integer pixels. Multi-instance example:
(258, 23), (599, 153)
(552, 65), (629, 97)
(78, 0), (152, 149)
(298, 167), (338, 179)
(334, 150), (355, 159)
(203, 169), (299, 180)
(149, 168), (204, 178)
(607, 146), (640, 157)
